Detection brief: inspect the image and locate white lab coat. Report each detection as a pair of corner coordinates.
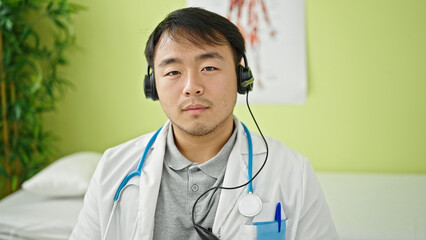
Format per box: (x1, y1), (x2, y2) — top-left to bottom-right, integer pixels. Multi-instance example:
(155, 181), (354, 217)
(71, 119), (338, 240)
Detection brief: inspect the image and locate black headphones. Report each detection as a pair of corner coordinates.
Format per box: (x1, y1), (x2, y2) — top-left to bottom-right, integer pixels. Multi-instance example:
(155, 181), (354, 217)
(143, 54), (254, 100)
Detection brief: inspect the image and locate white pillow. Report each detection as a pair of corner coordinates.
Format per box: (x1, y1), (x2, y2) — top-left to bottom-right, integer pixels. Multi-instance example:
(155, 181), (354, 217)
(22, 151), (102, 197)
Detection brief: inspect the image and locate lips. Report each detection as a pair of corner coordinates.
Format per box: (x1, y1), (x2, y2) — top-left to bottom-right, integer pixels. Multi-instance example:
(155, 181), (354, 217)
(183, 104), (208, 114)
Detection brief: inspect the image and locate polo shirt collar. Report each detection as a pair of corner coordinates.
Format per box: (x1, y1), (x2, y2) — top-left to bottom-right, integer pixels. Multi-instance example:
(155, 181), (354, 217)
(164, 120), (237, 179)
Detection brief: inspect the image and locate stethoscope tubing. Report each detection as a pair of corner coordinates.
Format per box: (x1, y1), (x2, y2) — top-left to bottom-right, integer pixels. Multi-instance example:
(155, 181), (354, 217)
(244, 123), (254, 193)
(113, 127), (163, 201)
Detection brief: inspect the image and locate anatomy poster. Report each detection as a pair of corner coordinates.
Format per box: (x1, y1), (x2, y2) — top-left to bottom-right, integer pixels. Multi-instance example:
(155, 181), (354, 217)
(187, 0), (307, 104)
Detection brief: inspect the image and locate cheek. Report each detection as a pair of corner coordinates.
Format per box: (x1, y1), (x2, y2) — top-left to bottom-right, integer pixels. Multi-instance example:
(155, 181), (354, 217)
(216, 78), (238, 98)
(156, 80), (180, 101)
(210, 70), (238, 92)
(212, 81), (237, 108)
(158, 99), (176, 120)
(156, 85), (176, 111)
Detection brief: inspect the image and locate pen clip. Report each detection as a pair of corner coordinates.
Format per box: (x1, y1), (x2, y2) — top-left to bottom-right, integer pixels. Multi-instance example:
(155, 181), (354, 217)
(275, 202), (281, 232)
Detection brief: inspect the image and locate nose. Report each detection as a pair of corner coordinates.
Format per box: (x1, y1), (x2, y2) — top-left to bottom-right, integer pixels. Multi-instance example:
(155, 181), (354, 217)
(183, 72), (204, 97)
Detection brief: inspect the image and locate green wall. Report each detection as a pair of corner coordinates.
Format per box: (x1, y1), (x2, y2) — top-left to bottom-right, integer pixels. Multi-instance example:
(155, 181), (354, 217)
(44, 0), (426, 173)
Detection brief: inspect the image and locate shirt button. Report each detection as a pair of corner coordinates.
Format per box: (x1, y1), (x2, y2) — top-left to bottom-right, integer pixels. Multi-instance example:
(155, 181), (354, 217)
(191, 184), (199, 192)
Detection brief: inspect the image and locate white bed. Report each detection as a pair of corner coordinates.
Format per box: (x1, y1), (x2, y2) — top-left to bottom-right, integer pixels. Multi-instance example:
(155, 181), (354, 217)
(0, 152), (425, 240)
(0, 190), (83, 240)
(0, 152), (101, 240)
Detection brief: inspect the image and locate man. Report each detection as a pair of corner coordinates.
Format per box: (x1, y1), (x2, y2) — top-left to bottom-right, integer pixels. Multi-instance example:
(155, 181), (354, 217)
(71, 7), (338, 240)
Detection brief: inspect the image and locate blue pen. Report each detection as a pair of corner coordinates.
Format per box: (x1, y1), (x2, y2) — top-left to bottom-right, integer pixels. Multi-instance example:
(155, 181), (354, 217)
(275, 202), (281, 232)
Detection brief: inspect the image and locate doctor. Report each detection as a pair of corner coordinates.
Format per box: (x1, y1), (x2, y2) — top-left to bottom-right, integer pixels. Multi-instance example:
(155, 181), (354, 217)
(71, 7), (338, 240)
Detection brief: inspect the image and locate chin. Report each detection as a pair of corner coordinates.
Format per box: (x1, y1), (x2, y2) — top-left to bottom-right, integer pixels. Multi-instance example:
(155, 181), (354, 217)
(173, 121), (214, 137)
(184, 124), (214, 136)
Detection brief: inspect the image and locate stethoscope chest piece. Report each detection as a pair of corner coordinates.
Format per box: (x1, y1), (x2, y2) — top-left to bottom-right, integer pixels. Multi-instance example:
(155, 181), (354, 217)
(238, 192), (262, 217)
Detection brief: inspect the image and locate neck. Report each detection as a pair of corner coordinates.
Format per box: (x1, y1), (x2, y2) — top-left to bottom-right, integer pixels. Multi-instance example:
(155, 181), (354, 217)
(172, 117), (234, 164)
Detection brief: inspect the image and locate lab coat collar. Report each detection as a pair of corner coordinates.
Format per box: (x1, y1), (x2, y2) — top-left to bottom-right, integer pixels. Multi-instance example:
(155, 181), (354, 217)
(236, 119), (267, 156)
(133, 121), (171, 148)
(135, 121), (170, 239)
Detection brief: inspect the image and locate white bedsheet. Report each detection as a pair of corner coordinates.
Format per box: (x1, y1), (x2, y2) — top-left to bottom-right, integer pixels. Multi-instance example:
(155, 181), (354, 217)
(0, 190), (83, 240)
(317, 172), (426, 240)
(1, 173), (425, 240)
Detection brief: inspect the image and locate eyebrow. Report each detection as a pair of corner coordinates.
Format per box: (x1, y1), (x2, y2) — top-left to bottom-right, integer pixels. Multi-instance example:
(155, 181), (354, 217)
(157, 51), (225, 68)
(195, 52), (225, 62)
(158, 58), (183, 67)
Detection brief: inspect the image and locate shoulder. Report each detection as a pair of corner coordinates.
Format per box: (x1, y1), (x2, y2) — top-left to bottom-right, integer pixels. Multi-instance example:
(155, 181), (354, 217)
(95, 125), (167, 183)
(250, 131), (308, 170)
(249, 132), (313, 194)
(103, 131), (155, 161)
(104, 130), (158, 158)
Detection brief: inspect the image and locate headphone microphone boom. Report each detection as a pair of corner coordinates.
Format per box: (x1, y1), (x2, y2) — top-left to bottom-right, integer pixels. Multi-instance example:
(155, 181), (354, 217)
(143, 54), (254, 100)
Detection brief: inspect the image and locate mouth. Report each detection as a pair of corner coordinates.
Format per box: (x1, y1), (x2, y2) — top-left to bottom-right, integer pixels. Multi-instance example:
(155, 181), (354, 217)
(182, 104), (209, 115)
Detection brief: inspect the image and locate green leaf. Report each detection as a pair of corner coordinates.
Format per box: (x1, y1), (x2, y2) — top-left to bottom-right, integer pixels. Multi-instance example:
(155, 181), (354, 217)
(14, 103), (22, 120)
(20, 25), (31, 43)
(0, 165), (8, 177)
(69, 3), (88, 12)
(3, 48), (12, 66)
(0, 7), (10, 17)
(46, 1), (54, 11)
(5, 18), (12, 30)
(11, 175), (19, 191)
(30, 75), (42, 94)
(52, 18), (65, 30)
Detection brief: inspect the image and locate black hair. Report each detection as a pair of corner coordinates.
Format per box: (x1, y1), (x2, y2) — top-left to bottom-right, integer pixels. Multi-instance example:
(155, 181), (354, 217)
(144, 7), (245, 69)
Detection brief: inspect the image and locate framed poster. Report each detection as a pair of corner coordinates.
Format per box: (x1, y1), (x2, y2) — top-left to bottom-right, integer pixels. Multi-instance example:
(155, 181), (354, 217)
(187, 0), (307, 104)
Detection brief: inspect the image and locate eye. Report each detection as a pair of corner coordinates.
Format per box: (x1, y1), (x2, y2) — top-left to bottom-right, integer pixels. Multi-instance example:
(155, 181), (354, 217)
(202, 66), (217, 72)
(165, 71), (180, 76)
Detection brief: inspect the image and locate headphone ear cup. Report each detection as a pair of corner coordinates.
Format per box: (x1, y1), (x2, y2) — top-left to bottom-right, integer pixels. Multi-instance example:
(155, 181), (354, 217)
(237, 65), (254, 94)
(144, 72), (159, 101)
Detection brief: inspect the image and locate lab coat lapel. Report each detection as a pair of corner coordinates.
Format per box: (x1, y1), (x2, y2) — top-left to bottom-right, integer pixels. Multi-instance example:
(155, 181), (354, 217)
(212, 122), (249, 234)
(135, 122), (169, 239)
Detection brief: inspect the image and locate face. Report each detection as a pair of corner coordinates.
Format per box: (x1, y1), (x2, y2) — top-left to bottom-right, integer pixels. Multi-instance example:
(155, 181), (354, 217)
(153, 33), (238, 136)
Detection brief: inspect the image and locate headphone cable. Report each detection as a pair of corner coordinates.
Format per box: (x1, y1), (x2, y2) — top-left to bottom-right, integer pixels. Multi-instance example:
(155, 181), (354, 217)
(191, 91), (269, 237)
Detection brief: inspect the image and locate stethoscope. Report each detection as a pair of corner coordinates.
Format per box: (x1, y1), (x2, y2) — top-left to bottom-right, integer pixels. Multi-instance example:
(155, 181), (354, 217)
(104, 94), (270, 240)
(112, 123), (262, 214)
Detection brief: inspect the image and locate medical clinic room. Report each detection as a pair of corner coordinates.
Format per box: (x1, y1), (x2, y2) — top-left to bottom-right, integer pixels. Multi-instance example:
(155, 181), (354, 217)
(0, 0), (425, 239)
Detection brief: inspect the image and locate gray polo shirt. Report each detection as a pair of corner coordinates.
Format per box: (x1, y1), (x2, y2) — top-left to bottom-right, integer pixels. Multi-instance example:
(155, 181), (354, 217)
(153, 123), (237, 239)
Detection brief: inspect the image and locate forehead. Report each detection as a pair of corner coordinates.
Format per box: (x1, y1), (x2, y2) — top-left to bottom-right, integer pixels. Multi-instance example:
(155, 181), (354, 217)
(153, 31), (233, 64)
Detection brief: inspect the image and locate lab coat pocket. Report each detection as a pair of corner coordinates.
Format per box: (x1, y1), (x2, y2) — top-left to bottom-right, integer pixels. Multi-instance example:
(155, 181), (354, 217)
(253, 220), (286, 240)
(238, 225), (257, 240)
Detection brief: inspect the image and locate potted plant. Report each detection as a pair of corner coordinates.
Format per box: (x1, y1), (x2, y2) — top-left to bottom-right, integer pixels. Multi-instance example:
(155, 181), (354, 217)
(0, 0), (83, 198)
